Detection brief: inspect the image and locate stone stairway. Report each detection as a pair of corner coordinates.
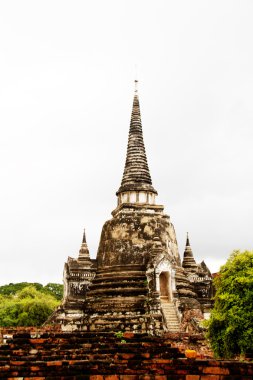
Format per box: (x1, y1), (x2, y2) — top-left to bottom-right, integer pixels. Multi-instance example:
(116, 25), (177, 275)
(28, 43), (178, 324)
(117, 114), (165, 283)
(161, 298), (181, 332)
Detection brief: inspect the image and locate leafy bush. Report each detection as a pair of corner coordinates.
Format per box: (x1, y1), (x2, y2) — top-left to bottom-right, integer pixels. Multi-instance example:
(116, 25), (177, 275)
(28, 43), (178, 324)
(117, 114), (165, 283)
(0, 282), (43, 296)
(0, 284), (61, 327)
(0, 282), (63, 300)
(42, 283), (63, 300)
(206, 250), (253, 358)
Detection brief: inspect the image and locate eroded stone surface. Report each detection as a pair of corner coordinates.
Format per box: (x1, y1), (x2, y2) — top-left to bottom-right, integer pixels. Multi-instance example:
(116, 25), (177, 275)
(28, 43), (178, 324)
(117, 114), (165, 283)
(50, 82), (213, 334)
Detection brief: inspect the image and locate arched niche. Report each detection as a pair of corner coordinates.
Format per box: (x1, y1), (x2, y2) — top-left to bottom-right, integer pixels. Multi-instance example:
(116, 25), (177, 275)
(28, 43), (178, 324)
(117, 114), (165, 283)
(159, 271), (170, 300)
(155, 259), (176, 302)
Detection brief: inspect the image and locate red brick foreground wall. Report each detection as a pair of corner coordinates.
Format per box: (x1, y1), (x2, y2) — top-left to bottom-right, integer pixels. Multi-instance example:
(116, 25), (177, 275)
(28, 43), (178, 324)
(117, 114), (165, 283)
(0, 329), (252, 379)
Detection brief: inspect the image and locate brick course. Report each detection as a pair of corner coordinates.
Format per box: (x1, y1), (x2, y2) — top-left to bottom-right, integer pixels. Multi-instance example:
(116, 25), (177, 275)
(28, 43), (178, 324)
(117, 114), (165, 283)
(0, 329), (252, 379)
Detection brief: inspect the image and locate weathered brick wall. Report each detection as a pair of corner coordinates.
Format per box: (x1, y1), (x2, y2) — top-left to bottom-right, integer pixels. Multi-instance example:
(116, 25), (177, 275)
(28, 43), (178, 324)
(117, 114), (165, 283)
(0, 329), (252, 379)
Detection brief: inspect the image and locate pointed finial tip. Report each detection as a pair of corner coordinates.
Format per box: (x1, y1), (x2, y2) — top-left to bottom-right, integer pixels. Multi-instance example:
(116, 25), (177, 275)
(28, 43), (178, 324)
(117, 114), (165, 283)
(134, 79), (138, 93)
(186, 232), (190, 246)
(82, 228), (86, 244)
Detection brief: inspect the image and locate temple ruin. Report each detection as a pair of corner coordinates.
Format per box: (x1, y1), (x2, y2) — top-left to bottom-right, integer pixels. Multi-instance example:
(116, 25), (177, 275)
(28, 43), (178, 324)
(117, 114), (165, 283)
(50, 81), (213, 334)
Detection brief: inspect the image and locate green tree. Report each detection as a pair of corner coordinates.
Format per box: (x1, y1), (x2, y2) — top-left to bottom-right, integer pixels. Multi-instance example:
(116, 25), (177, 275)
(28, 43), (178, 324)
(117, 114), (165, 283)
(42, 283), (63, 300)
(0, 282), (63, 300)
(207, 250), (253, 358)
(0, 285), (60, 327)
(0, 282), (43, 296)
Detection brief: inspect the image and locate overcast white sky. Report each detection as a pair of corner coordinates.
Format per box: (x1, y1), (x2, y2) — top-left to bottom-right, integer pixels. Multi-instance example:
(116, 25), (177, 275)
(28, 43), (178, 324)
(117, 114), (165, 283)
(0, 1), (252, 285)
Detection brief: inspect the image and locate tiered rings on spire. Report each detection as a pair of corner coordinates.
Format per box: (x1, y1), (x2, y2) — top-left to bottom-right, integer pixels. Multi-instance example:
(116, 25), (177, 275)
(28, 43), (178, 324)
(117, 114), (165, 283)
(116, 81), (157, 206)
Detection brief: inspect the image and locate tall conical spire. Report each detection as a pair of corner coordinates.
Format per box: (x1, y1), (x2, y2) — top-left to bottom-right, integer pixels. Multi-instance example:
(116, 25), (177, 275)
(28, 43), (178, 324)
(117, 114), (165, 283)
(82, 229), (87, 244)
(182, 233), (198, 273)
(116, 81), (157, 195)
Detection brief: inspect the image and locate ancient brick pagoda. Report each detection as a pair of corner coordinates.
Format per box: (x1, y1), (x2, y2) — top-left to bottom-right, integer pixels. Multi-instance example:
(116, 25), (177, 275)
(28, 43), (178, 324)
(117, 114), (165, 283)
(51, 81), (213, 334)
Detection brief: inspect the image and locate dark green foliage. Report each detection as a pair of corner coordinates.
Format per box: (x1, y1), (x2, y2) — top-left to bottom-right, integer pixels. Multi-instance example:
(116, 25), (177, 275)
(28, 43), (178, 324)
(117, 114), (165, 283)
(0, 282), (63, 299)
(42, 283), (63, 300)
(207, 250), (253, 358)
(0, 282), (43, 296)
(0, 283), (63, 327)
